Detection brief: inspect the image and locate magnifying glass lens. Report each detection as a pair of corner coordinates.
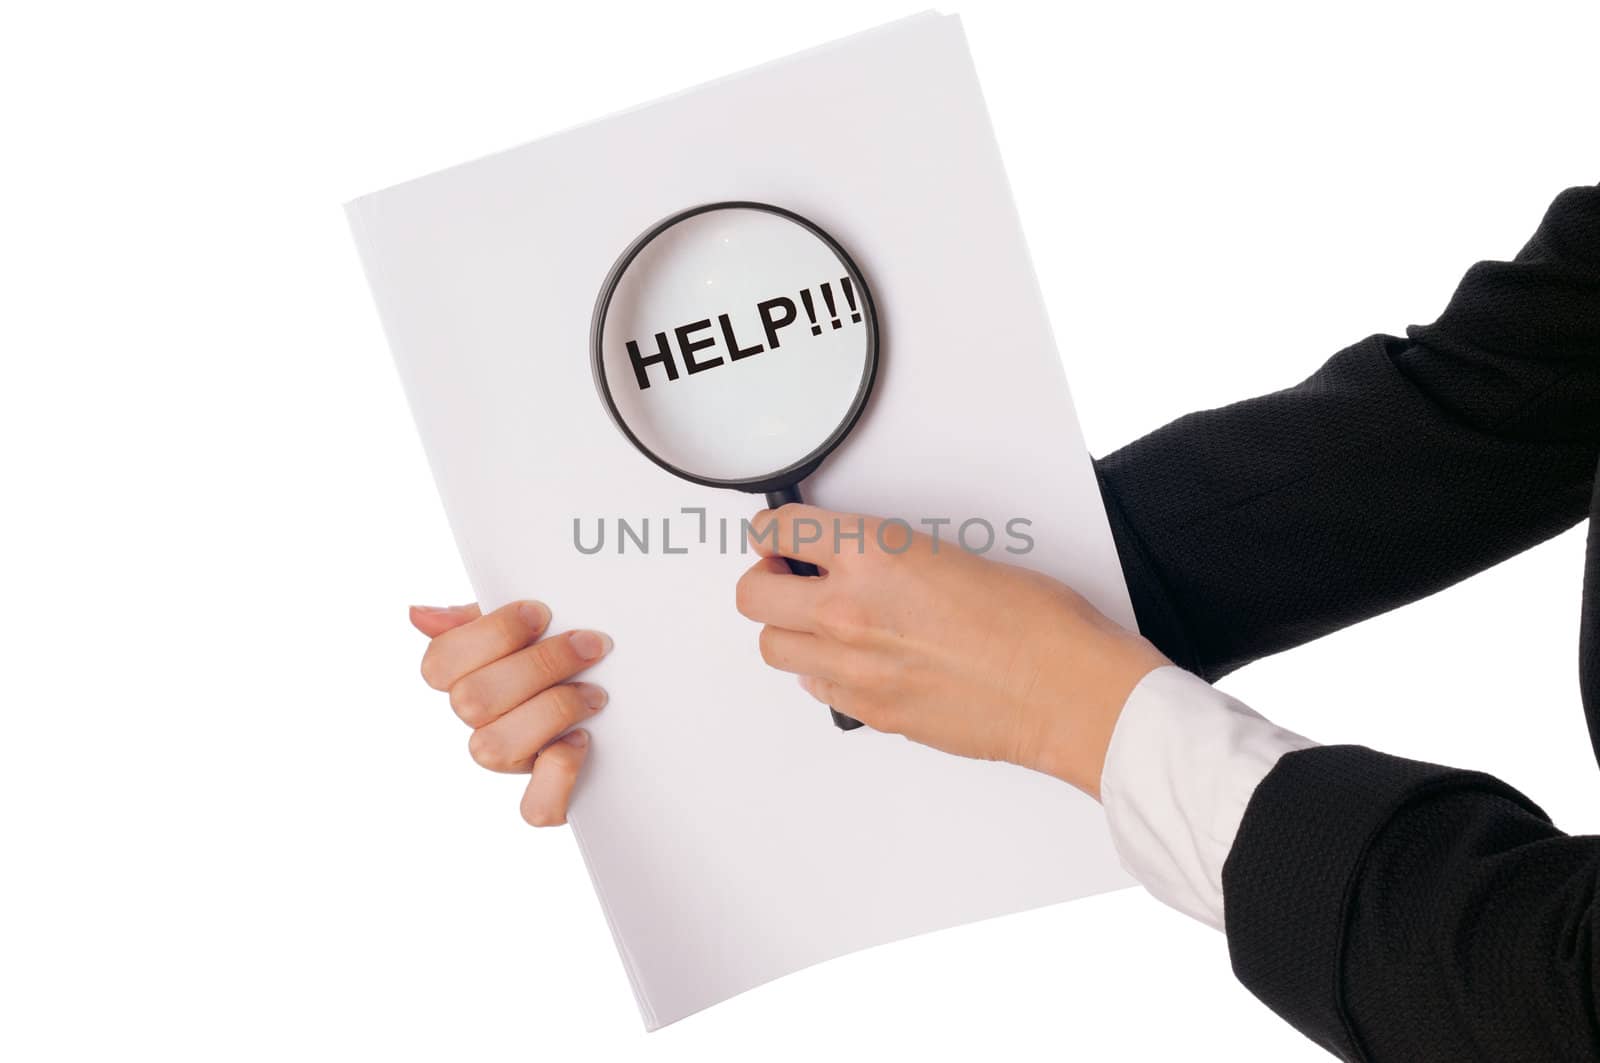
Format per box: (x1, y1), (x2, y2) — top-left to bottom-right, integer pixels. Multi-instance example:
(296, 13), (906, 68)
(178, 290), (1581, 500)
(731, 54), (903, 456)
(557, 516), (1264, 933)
(593, 204), (876, 491)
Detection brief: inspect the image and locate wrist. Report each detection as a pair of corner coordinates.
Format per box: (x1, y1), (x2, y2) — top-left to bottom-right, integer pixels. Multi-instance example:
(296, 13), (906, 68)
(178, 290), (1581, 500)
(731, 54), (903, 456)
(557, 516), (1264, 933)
(1024, 628), (1168, 800)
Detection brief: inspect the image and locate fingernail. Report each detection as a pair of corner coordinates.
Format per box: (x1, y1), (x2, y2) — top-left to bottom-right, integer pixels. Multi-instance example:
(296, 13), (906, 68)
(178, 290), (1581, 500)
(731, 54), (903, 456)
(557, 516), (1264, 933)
(577, 684), (608, 711)
(563, 729), (590, 749)
(570, 630), (613, 661)
(519, 600), (551, 628)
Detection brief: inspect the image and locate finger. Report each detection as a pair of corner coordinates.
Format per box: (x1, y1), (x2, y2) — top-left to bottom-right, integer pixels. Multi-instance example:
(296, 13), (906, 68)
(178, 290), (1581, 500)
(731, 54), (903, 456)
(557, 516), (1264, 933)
(795, 674), (880, 728)
(735, 557), (826, 630)
(420, 600), (551, 691)
(467, 683), (607, 773)
(757, 624), (859, 678)
(521, 731), (590, 827)
(746, 504), (854, 569)
(448, 629), (612, 727)
(798, 674), (841, 705)
(409, 603), (481, 638)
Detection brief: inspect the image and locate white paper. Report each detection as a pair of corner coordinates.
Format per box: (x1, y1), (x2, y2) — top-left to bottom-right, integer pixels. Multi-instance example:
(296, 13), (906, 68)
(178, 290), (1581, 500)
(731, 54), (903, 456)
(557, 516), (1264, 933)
(347, 12), (1135, 1029)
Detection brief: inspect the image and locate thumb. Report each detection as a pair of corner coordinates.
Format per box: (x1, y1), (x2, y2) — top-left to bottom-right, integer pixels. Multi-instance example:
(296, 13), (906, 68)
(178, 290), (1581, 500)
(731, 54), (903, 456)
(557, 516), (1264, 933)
(408, 603), (482, 638)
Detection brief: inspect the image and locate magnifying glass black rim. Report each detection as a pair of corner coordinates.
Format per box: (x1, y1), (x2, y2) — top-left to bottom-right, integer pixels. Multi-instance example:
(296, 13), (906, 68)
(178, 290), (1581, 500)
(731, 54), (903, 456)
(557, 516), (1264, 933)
(590, 200), (880, 496)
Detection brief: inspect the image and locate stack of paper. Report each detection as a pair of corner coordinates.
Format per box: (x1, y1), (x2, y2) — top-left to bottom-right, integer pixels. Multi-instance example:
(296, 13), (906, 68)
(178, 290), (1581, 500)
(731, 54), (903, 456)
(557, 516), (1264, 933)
(347, 11), (1135, 1029)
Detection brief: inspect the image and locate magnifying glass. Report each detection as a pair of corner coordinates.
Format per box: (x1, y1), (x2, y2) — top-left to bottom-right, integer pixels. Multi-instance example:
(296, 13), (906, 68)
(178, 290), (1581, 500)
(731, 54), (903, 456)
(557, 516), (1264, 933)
(590, 201), (879, 731)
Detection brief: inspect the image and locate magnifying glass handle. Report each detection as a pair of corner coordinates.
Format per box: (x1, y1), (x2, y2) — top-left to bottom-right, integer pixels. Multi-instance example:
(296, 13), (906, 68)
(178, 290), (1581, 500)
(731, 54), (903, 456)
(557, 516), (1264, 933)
(765, 486), (865, 733)
(777, 555), (862, 731)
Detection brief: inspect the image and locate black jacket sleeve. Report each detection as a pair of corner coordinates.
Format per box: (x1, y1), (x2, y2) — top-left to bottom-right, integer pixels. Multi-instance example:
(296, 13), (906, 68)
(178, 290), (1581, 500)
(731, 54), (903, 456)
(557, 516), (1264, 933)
(1094, 185), (1600, 682)
(1093, 184), (1600, 1061)
(1222, 746), (1595, 1061)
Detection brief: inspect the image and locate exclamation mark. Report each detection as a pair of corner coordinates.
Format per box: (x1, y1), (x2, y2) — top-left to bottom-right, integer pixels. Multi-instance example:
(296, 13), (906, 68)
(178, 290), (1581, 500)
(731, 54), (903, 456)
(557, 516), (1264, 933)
(820, 282), (842, 330)
(800, 289), (822, 335)
(840, 276), (862, 324)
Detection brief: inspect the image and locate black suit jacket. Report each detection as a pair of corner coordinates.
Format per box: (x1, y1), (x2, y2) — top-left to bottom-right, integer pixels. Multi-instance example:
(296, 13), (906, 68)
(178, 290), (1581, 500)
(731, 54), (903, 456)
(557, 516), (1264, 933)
(1093, 184), (1600, 1060)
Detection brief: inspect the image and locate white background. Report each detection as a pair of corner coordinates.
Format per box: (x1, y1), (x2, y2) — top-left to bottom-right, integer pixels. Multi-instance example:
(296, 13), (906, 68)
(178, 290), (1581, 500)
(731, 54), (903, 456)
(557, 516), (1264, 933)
(3, 2), (1597, 1060)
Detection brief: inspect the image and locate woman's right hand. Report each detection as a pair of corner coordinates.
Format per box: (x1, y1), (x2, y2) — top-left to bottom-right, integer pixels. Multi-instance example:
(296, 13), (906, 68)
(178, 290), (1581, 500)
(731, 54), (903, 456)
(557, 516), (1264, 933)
(410, 601), (612, 826)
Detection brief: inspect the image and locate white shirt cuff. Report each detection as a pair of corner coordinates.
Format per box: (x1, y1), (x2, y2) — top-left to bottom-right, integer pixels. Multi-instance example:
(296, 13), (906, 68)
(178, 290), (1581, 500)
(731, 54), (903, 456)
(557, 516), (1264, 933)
(1099, 665), (1318, 930)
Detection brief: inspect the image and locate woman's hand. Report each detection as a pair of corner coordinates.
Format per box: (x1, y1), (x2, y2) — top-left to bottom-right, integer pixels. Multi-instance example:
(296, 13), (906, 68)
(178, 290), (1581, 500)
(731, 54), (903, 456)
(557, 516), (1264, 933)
(735, 505), (1168, 798)
(410, 601), (611, 826)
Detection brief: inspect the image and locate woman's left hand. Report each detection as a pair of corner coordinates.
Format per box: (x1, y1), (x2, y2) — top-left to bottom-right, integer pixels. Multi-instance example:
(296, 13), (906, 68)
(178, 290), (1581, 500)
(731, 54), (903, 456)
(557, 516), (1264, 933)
(735, 505), (1168, 798)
